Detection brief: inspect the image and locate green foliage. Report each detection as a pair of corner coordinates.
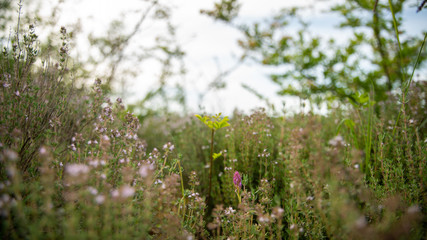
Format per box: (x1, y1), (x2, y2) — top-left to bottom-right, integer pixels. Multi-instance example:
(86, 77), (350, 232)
(0, 1), (426, 239)
(200, 0), (241, 22)
(205, 0), (427, 106)
(195, 113), (230, 130)
(212, 152), (222, 160)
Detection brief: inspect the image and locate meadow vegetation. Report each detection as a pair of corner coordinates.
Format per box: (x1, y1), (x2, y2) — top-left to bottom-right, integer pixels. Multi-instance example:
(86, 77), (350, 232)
(1, 0), (427, 239)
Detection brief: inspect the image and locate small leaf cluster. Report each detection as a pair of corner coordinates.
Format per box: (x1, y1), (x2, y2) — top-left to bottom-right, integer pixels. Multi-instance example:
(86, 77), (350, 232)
(195, 113), (230, 130)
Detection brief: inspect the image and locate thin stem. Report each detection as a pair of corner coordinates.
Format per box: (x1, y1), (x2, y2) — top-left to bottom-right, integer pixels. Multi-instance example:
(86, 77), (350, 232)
(392, 32), (427, 136)
(208, 128), (215, 202)
(177, 159), (185, 197)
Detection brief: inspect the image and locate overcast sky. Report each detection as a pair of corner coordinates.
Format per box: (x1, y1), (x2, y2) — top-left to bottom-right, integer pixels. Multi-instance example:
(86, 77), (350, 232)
(35, 0), (427, 115)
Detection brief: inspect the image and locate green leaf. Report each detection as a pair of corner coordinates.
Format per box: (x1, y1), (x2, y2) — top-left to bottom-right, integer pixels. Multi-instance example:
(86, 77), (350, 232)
(195, 113), (230, 130)
(213, 152), (222, 160)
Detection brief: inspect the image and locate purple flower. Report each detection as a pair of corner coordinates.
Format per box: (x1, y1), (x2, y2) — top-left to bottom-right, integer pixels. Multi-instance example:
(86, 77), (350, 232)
(233, 171), (242, 188)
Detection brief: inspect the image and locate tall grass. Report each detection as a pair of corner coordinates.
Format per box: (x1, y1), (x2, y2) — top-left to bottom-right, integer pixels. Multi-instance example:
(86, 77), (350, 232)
(0, 4), (426, 240)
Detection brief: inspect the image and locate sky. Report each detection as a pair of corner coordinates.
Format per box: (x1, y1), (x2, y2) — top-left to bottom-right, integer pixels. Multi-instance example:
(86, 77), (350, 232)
(33, 0), (427, 115)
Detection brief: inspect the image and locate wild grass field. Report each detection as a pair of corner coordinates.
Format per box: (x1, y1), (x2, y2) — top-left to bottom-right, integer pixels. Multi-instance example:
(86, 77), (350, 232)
(1, 1), (427, 239)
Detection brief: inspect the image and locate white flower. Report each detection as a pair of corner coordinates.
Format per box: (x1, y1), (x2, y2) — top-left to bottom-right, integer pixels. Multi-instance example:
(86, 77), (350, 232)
(102, 135), (110, 141)
(258, 216), (269, 223)
(138, 164), (151, 178)
(95, 195), (105, 204)
(224, 207), (236, 215)
(328, 135), (345, 146)
(111, 189), (119, 198)
(306, 196), (314, 201)
(407, 205), (420, 214)
(70, 144), (76, 151)
(39, 147), (47, 155)
(121, 186), (135, 198)
(355, 216), (366, 228)
(87, 186), (98, 195)
(65, 164), (89, 177)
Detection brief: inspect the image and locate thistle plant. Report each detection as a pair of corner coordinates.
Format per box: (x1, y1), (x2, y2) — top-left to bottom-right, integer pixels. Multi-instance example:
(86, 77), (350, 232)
(195, 113), (230, 203)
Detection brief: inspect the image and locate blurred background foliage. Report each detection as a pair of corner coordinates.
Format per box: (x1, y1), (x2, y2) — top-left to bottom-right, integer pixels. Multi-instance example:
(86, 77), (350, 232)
(202, 0), (427, 111)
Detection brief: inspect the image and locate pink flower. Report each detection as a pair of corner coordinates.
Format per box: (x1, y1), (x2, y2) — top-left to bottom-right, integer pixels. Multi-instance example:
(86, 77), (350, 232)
(233, 171), (242, 188)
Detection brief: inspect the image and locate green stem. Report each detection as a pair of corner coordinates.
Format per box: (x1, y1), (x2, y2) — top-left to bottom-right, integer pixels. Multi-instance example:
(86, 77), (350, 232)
(392, 32), (427, 136)
(177, 159), (185, 197)
(236, 188), (241, 204)
(208, 128), (215, 202)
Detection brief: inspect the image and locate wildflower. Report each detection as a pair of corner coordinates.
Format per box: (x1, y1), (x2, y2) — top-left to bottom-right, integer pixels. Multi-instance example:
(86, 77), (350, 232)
(328, 135), (345, 146)
(102, 135), (110, 141)
(355, 216), (367, 228)
(258, 216), (269, 223)
(111, 189), (119, 198)
(121, 186), (135, 198)
(272, 207), (284, 219)
(224, 206), (235, 215)
(139, 164), (153, 178)
(87, 186), (98, 195)
(233, 171), (242, 188)
(4, 149), (19, 161)
(407, 205), (420, 214)
(65, 164), (89, 177)
(39, 147), (47, 155)
(14, 91), (20, 97)
(95, 195), (105, 204)
(69, 143), (76, 151)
